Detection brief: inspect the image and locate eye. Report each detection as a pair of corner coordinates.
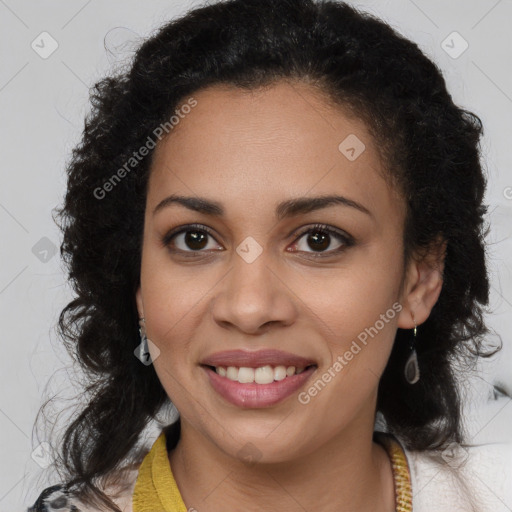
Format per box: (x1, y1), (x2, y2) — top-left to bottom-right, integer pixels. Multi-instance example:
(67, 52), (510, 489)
(289, 223), (354, 257)
(161, 223), (222, 256)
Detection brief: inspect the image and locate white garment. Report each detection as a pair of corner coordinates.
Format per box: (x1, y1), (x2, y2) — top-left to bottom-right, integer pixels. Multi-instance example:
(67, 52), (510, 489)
(403, 441), (512, 511)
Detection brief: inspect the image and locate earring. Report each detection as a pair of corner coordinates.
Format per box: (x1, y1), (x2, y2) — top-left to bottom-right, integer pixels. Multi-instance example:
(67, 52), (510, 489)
(139, 317), (147, 343)
(404, 318), (420, 384)
(135, 317), (161, 365)
(137, 317), (152, 365)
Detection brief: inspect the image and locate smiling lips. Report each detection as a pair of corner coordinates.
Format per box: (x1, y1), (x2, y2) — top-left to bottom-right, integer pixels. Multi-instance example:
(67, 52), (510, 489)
(201, 349), (318, 408)
(201, 348), (317, 368)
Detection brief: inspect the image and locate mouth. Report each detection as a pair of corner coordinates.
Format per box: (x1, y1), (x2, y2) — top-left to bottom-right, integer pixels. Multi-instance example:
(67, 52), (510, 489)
(201, 363), (318, 408)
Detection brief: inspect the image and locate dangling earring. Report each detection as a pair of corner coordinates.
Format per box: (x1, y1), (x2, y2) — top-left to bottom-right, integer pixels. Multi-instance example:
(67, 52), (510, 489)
(136, 317), (153, 365)
(404, 317), (420, 384)
(136, 317), (161, 365)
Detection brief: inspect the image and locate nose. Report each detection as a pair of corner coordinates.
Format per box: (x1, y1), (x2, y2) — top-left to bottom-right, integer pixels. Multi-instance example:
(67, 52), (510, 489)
(210, 247), (298, 335)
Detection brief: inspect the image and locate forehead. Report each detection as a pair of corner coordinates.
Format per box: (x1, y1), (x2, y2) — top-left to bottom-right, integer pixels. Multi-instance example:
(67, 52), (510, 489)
(147, 80), (403, 223)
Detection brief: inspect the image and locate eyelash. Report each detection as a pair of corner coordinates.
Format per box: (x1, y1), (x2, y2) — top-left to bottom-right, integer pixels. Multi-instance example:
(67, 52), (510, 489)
(161, 223), (355, 259)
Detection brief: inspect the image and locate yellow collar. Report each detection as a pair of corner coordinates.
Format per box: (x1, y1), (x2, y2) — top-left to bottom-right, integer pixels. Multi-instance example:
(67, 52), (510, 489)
(132, 430), (412, 512)
(132, 432), (187, 512)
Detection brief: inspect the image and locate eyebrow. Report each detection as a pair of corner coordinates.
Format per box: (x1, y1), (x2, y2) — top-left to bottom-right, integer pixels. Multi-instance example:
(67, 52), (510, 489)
(152, 193), (373, 220)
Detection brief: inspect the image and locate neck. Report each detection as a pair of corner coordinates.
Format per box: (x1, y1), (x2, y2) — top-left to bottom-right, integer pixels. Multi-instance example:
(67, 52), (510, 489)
(168, 412), (395, 512)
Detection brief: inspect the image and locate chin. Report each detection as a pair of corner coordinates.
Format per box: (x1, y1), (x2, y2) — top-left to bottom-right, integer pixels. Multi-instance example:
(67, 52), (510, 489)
(213, 425), (310, 465)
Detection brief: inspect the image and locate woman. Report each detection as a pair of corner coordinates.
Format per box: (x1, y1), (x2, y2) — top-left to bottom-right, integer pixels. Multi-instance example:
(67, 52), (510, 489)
(28, 0), (510, 510)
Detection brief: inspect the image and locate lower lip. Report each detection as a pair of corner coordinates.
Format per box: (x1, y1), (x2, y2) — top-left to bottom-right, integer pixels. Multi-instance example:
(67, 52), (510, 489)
(202, 365), (317, 408)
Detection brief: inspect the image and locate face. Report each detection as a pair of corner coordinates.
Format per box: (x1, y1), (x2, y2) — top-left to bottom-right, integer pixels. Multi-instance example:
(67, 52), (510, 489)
(136, 80), (434, 463)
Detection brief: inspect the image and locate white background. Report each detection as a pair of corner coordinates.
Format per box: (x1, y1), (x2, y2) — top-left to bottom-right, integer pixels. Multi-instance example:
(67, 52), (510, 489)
(0, 0), (511, 510)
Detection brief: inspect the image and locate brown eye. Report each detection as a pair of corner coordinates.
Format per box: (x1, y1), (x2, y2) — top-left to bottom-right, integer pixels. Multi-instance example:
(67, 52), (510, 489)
(181, 230), (209, 250)
(290, 224), (354, 257)
(161, 224), (222, 254)
(304, 230), (331, 251)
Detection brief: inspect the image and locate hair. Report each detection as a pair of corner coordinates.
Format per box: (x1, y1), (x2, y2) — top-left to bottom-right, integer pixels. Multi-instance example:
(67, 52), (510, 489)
(40, 0), (500, 509)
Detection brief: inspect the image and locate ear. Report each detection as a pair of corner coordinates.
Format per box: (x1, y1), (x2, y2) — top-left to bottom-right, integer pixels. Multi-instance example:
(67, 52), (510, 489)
(397, 237), (446, 329)
(136, 286), (144, 319)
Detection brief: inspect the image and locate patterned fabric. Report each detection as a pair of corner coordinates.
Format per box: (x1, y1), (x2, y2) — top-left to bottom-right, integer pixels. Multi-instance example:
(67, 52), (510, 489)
(27, 484), (80, 512)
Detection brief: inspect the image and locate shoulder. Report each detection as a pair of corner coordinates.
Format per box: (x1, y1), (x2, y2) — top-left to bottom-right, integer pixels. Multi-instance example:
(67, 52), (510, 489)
(403, 440), (512, 512)
(27, 469), (140, 512)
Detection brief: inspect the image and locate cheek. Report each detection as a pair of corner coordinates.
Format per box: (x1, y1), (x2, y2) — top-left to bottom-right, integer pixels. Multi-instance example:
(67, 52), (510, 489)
(297, 248), (403, 337)
(140, 237), (212, 330)
(139, 248), (203, 373)
(299, 250), (403, 384)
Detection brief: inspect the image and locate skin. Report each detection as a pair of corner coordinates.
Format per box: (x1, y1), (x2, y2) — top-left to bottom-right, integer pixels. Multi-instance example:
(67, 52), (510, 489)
(135, 80), (445, 512)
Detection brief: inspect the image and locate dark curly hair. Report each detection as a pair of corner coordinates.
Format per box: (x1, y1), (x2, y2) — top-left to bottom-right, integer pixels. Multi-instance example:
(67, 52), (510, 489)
(41, 0), (499, 509)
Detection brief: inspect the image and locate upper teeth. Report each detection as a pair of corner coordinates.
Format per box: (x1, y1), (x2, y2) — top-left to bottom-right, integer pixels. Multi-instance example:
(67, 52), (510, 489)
(215, 365), (307, 384)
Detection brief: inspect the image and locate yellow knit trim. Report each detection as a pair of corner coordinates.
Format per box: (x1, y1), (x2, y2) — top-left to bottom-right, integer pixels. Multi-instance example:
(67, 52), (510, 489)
(132, 432), (187, 512)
